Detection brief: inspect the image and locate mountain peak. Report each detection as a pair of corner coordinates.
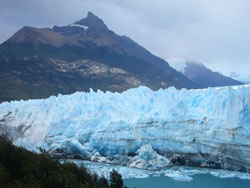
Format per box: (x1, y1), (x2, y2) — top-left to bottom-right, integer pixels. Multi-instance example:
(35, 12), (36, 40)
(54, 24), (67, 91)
(87, 11), (98, 19)
(74, 11), (108, 30)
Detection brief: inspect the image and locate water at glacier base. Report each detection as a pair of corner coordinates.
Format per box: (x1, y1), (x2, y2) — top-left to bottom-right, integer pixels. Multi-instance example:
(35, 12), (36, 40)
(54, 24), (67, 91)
(69, 160), (250, 188)
(124, 174), (250, 188)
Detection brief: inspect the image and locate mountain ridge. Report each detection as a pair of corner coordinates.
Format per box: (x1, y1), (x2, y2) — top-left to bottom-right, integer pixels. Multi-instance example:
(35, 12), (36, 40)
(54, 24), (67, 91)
(183, 61), (243, 88)
(0, 12), (197, 103)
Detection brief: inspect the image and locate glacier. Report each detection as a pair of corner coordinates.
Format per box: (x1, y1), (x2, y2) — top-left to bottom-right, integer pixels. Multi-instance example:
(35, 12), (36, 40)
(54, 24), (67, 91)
(0, 85), (250, 172)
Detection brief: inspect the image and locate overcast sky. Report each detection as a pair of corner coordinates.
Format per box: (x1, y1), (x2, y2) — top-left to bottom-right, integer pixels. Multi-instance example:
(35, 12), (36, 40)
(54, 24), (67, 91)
(1, 0), (250, 83)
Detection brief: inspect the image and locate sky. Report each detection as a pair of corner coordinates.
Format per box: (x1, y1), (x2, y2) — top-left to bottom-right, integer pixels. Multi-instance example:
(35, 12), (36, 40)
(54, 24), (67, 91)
(0, 0), (250, 83)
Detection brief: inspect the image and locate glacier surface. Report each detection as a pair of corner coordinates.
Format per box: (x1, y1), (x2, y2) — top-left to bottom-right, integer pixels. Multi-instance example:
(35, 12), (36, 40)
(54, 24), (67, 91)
(0, 85), (250, 171)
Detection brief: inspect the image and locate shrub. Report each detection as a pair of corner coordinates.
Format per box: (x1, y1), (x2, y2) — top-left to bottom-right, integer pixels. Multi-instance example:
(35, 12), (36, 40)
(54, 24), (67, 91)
(110, 169), (124, 188)
(0, 136), (113, 187)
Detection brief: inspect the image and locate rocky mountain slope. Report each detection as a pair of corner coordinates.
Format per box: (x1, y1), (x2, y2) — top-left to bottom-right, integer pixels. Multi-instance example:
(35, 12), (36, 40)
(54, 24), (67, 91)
(0, 12), (197, 103)
(0, 85), (249, 172)
(183, 61), (243, 88)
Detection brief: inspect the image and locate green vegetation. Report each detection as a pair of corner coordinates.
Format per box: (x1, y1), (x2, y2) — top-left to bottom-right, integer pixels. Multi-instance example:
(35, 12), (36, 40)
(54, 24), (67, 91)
(110, 169), (124, 188)
(0, 136), (128, 188)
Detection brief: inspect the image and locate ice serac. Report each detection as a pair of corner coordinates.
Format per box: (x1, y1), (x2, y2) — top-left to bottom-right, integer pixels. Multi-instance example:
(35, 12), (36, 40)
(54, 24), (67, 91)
(0, 85), (250, 172)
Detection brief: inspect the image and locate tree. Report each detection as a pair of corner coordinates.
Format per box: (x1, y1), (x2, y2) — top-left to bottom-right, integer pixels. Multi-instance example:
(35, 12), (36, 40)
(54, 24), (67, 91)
(99, 175), (109, 188)
(110, 169), (124, 188)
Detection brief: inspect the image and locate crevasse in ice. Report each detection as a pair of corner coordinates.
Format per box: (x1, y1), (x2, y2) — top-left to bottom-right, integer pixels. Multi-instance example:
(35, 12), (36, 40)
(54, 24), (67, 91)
(0, 85), (250, 170)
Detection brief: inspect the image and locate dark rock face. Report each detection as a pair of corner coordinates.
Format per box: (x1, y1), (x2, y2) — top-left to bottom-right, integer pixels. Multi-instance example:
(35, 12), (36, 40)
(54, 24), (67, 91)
(184, 61), (243, 88)
(0, 12), (197, 103)
(75, 11), (108, 30)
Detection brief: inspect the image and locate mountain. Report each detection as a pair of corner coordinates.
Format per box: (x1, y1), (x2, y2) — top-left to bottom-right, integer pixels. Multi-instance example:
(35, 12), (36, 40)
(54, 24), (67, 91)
(183, 61), (243, 88)
(1, 85), (250, 172)
(0, 12), (197, 103)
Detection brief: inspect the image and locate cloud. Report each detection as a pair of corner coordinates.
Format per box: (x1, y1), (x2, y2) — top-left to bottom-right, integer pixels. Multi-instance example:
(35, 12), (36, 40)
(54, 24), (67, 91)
(166, 58), (186, 73)
(0, 0), (250, 83)
(230, 72), (241, 78)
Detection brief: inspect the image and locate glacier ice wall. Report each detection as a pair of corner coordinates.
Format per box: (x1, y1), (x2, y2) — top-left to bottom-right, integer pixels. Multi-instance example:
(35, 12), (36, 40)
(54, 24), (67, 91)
(0, 85), (250, 171)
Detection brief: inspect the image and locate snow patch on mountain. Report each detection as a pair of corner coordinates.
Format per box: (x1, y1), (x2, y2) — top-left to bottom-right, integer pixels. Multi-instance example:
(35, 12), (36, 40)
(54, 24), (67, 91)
(69, 23), (88, 30)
